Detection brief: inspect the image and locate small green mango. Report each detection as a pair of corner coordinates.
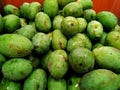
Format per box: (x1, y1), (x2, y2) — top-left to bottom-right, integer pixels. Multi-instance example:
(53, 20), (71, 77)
(67, 33), (92, 52)
(106, 31), (120, 50)
(48, 50), (69, 79)
(62, 2), (83, 17)
(17, 25), (36, 40)
(28, 2), (41, 20)
(48, 75), (67, 90)
(80, 69), (120, 90)
(77, 0), (93, 10)
(23, 68), (47, 90)
(4, 4), (20, 17)
(32, 33), (51, 54)
(35, 12), (51, 33)
(93, 46), (120, 73)
(96, 11), (118, 29)
(69, 47), (95, 74)
(61, 16), (79, 37)
(20, 18), (27, 27)
(43, 0), (59, 18)
(20, 2), (30, 19)
(2, 58), (32, 81)
(0, 34), (33, 57)
(3, 14), (20, 33)
(52, 30), (67, 50)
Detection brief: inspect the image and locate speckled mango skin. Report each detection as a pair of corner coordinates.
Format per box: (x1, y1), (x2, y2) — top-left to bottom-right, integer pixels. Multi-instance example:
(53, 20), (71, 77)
(48, 50), (69, 79)
(80, 69), (120, 90)
(0, 34), (33, 57)
(23, 68), (47, 90)
(93, 46), (120, 73)
(2, 58), (33, 81)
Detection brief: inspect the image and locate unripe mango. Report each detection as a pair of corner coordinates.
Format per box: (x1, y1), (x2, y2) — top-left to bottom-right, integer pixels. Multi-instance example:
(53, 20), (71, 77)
(0, 34), (33, 57)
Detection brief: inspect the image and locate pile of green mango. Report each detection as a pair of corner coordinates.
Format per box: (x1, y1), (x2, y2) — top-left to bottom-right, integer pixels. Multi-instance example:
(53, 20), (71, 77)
(0, 0), (120, 90)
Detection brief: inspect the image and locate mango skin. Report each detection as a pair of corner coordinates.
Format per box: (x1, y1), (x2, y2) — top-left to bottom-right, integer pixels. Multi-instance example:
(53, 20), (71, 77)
(0, 78), (22, 90)
(80, 69), (120, 90)
(3, 4), (20, 17)
(43, 0), (59, 18)
(0, 34), (33, 57)
(62, 2), (83, 17)
(48, 75), (67, 90)
(35, 12), (51, 33)
(52, 30), (67, 50)
(48, 50), (69, 79)
(32, 33), (51, 54)
(20, 2), (30, 19)
(106, 31), (120, 50)
(69, 47), (95, 74)
(96, 11), (118, 29)
(17, 25), (36, 40)
(2, 58), (32, 81)
(28, 2), (41, 20)
(3, 14), (20, 33)
(61, 16), (79, 37)
(93, 46), (120, 73)
(67, 33), (92, 52)
(23, 68), (47, 90)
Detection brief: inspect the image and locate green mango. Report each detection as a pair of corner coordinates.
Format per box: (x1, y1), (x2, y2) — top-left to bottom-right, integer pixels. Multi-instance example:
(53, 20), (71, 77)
(20, 2), (30, 19)
(3, 4), (20, 17)
(83, 9), (96, 22)
(32, 33), (51, 54)
(16, 25), (36, 40)
(35, 12), (51, 33)
(93, 46), (120, 73)
(0, 78), (22, 90)
(52, 30), (67, 50)
(96, 11), (118, 29)
(48, 75), (67, 90)
(67, 33), (92, 52)
(69, 47), (95, 74)
(80, 69), (120, 90)
(77, 18), (87, 33)
(23, 68), (47, 90)
(43, 0), (59, 18)
(53, 15), (64, 30)
(68, 75), (81, 90)
(57, 0), (75, 9)
(77, 0), (93, 10)
(0, 34), (33, 57)
(48, 50), (69, 79)
(87, 20), (103, 40)
(2, 58), (32, 81)
(28, 2), (41, 20)
(61, 16), (79, 37)
(106, 31), (120, 50)
(3, 14), (20, 33)
(0, 53), (6, 69)
(62, 2), (83, 17)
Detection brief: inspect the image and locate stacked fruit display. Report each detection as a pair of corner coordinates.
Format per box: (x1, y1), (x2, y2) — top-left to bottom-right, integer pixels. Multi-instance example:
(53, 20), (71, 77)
(0, 0), (120, 90)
